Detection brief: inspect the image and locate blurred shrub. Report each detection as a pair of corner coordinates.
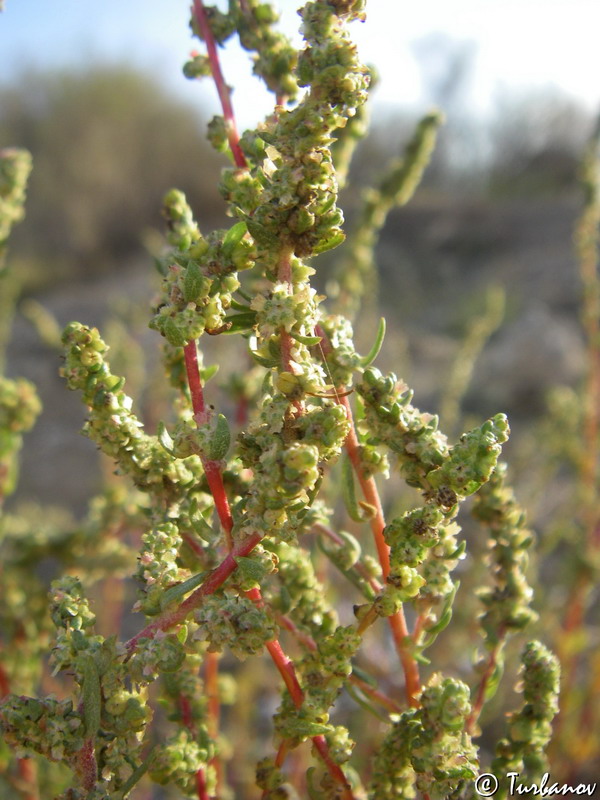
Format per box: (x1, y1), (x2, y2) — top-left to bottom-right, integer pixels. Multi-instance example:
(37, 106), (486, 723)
(0, 65), (226, 284)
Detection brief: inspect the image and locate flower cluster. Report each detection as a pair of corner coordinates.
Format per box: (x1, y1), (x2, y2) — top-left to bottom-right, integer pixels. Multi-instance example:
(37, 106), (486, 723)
(150, 191), (254, 346)
(61, 321), (199, 494)
(0, 375), (41, 500)
(0, 147), (32, 270)
(369, 674), (478, 800)
(194, 590), (278, 660)
(492, 641), (560, 792)
(472, 462), (538, 647)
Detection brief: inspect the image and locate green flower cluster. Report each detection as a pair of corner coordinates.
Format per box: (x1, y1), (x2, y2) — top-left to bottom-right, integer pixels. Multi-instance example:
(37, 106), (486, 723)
(194, 590), (278, 660)
(0, 695), (84, 762)
(150, 190), (254, 346)
(236, 391), (349, 543)
(213, 2), (369, 264)
(235, 0), (299, 99)
(134, 522), (184, 616)
(61, 321), (199, 493)
(369, 674), (478, 800)
(298, 625), (361, 713)
(256, 756), (300, 799)
(0, 147), (32, 271)
(0, 376), (41, 500)
(492, 641), (560, 792)
(129, 631), (187, 682)
(149, 729), (215, 798)
(269, 540), (338, 637)
(358, 368), (509, 503)
(472, 462), (538, 646)
(357, 367), (449, 488)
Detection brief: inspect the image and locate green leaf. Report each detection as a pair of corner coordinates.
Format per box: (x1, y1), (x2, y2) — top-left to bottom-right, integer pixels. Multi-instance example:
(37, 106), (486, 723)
(115, 747), (156, 799)
(359, 318), (386, 367)
(199, 363), (219, 382)
(163, 317), (187, 347)
(208, 413), (230, 461)
(235, 555), (270, 588)
(246, 219), (279, 247)
(222, 221), (248, 257)
(290, 331), (322, 346)
(313, 230), (345, 254)
(421, 583), (459, 648)
(160, 571), (207, 610)
(80, 653), (101, 738)
(223, 311), (257, 333)
(191, 515), (217, 542)
(183, 261), (210, 303)
(249, 349), (278, 368)
(345, 682), (389, 722)
(341, 455), (365, 522)
(157, 421), (175, 455)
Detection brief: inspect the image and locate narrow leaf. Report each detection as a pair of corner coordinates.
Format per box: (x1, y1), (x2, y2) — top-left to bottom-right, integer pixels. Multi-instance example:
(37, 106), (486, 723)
(208, 413), (230, 461)
(80, 653), (101, 739)
(290, 331), (322, 346)
(359, 317), (386, 367)
(157, 421), (175, 455)
(160, 571), (207, 610)
(222, 221), (248, 257)
(342, 455), (365, 522)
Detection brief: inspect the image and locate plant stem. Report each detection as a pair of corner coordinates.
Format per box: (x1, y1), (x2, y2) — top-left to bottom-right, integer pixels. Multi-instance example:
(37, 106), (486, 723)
(191, 0), (247, 170)
(125, 532), (263, 654)
(466, 638), (504, 735)
(183, 12), (353, 791)
(340, 397), (421, 707)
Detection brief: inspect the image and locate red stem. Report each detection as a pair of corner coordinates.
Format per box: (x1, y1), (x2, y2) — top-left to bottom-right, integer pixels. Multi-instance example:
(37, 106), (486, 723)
(181, 695), (209, 800)
(185, 14), (353, 794)
(77, 738), (97, 793)
(340, 393), (421, 707)
(191, 0), (247, 170)
(205, 651), (223, 790)
(466, 639), (504, 735)
(184, 340), (206, 415)
(315, 324), (421, 706)
(125, 532), (263, 654)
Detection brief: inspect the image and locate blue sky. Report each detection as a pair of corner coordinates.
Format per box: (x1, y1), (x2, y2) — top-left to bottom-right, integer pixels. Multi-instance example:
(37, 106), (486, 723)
(1, 0), (599, 130)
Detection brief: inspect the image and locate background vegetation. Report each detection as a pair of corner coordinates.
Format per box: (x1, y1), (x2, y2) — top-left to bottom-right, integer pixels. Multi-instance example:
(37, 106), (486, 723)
(1, 24), (598, 796)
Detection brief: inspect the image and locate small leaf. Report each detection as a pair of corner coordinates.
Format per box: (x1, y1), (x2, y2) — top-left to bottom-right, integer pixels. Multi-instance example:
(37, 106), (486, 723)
(222, 221), (248, 258)
(80, 653), (101, 738)
(223, 311), (257, 333)
(208, 413), (230, 461)
(235, 555), (270, 588)
(351, 664), (377, 688)
(160, 571), (207, 610)
(290, 331), (322, 346)
(199, 363), (219, 382)
(246, 219), (279, 247)
(163, 317), (187, 347)
(183, 261), (210, 303)
(421, 583), (459, 648)
(313, 230), (345, 254)
(249, 349), (278, 368)
(345, 681), (389, 722)
(359, 317), (386, 367)
(115, 747), (156, 799)
(342, 455), (365, 522)
(157, 422), (175, 455)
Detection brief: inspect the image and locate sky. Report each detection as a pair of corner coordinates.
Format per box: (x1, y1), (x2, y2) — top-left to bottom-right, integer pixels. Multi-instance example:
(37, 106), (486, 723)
(1, 0), (599, 130)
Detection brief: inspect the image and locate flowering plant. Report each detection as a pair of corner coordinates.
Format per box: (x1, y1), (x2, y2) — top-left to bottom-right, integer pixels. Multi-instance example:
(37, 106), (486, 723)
(0, 3), (567, 799)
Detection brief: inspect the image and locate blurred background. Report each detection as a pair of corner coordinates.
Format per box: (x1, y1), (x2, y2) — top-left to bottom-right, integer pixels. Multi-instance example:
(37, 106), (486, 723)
(0, 0), (599, 510)
(2, 1), (600, 793)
